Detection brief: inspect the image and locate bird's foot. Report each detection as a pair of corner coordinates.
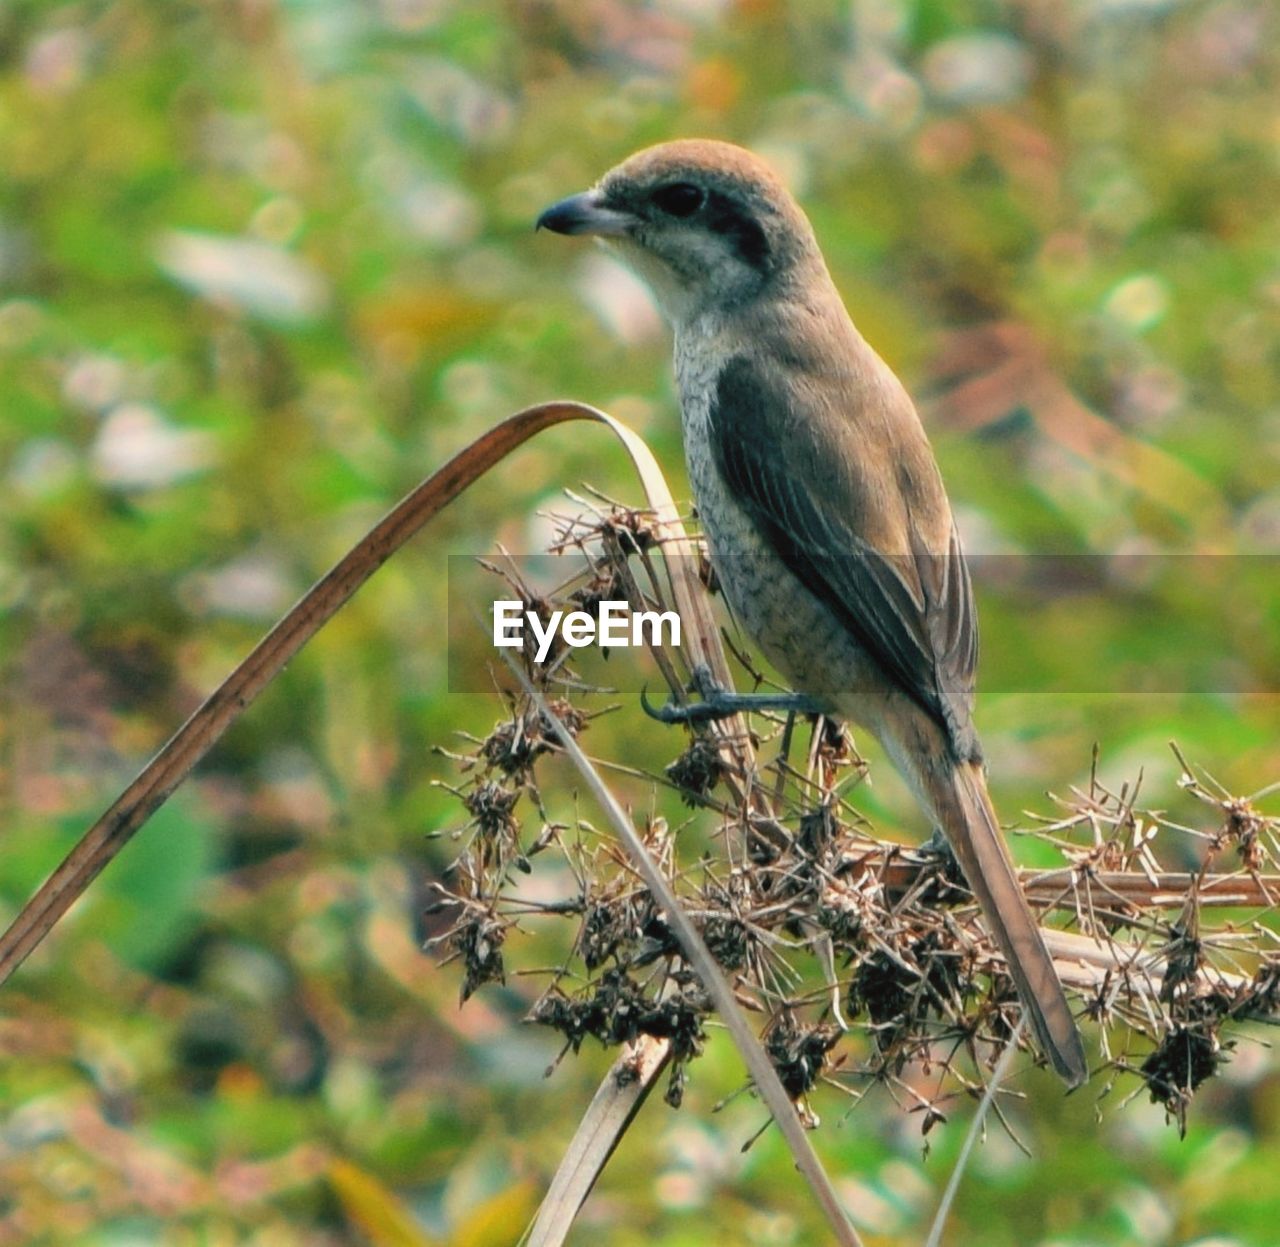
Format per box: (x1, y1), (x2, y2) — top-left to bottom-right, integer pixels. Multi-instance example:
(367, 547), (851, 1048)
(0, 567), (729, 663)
(641, 663), (824, 724)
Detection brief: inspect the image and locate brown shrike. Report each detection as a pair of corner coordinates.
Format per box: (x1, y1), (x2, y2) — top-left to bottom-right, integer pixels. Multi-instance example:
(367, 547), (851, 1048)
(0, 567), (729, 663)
(538, 139), (1087, 1087)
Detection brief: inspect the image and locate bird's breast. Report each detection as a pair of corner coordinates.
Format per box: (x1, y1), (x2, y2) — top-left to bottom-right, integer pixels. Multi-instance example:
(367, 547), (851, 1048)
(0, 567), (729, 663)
(673, 337), (884, 721)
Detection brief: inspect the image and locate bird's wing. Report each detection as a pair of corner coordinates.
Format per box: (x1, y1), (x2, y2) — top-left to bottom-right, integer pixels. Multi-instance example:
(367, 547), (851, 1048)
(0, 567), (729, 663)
(707, 354), (978, 749)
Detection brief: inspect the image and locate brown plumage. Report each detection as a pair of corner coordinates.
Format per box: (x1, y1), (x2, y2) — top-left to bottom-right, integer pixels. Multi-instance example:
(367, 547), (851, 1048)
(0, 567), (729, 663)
(539, 139), (1087, 1086)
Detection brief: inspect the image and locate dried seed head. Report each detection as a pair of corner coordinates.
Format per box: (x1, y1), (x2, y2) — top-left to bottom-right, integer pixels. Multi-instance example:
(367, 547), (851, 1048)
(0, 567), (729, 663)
(665, 735), (726, 804)
(579, 897), (635, 971)
(464, 780), (520, 840)
(1160, 924), (1206, 1007)
(1141, 1025), (1224, 1135)
(456, 913), (507, 1003)
(480, 699), (586, 776)
(765, 1015), (841, 1100)
(600, 508), (658, 554)
(701, 912), (750, 971)
(1225, 798), (1266, 871)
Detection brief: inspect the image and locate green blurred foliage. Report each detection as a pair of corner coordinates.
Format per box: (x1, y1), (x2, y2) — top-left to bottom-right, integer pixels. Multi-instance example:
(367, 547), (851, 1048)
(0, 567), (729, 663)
(1, 0), (1278, 1243)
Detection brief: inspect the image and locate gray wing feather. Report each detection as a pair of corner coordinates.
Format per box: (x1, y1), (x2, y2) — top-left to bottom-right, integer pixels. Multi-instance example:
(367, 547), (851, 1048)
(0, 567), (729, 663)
(708, 356), (978, 754)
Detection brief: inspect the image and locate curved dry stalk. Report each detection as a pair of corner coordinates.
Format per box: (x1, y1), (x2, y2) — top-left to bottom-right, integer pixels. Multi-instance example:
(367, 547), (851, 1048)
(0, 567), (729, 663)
(2, 398), (781, 1247)
(0, 400), (744, 988)
(513, 671), (862, 1247)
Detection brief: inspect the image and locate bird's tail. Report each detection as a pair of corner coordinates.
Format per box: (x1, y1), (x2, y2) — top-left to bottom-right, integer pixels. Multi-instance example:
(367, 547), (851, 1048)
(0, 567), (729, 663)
(923, 761), (1087, 1087)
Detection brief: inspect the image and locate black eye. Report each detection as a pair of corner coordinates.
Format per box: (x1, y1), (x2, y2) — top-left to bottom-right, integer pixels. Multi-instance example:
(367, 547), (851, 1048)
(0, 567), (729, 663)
(651, 182), (705, 218)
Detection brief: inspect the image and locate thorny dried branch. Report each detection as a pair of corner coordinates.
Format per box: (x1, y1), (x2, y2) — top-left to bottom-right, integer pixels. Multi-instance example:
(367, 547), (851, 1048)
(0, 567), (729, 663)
(429, 498), (1280, 1141)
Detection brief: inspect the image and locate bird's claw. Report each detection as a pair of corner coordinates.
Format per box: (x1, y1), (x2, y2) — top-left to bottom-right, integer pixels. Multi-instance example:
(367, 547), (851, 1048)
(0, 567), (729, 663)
(640, 684), (677, 723)
(640, 683), (724, 724)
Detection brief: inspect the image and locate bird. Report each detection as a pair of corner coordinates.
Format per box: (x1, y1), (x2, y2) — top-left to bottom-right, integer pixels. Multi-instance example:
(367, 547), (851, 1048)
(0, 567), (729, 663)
(536, 139), (1087, 1087)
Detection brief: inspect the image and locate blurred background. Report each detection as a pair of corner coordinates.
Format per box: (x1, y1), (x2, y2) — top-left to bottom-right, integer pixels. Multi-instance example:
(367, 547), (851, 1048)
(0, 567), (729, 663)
(2, 1), (1279, 1243)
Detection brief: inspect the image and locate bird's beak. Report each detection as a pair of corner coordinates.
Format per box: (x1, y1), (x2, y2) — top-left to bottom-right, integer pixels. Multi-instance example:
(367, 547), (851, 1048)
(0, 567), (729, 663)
(536, 190), (634, 237)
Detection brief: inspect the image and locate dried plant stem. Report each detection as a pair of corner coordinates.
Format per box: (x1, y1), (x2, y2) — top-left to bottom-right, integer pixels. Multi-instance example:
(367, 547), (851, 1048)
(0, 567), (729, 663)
(0, 399), (777, 1243)
(522, 1036), (671, 1247)
(0, 401), (712, 988)
(924, 1019), (1027, 1247)
(511, 665), (863, 1247)
(857, 859), (1280, 913)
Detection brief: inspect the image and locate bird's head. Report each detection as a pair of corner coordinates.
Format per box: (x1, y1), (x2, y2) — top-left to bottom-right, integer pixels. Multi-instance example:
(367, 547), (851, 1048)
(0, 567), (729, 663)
(537, 140), (822, 325)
